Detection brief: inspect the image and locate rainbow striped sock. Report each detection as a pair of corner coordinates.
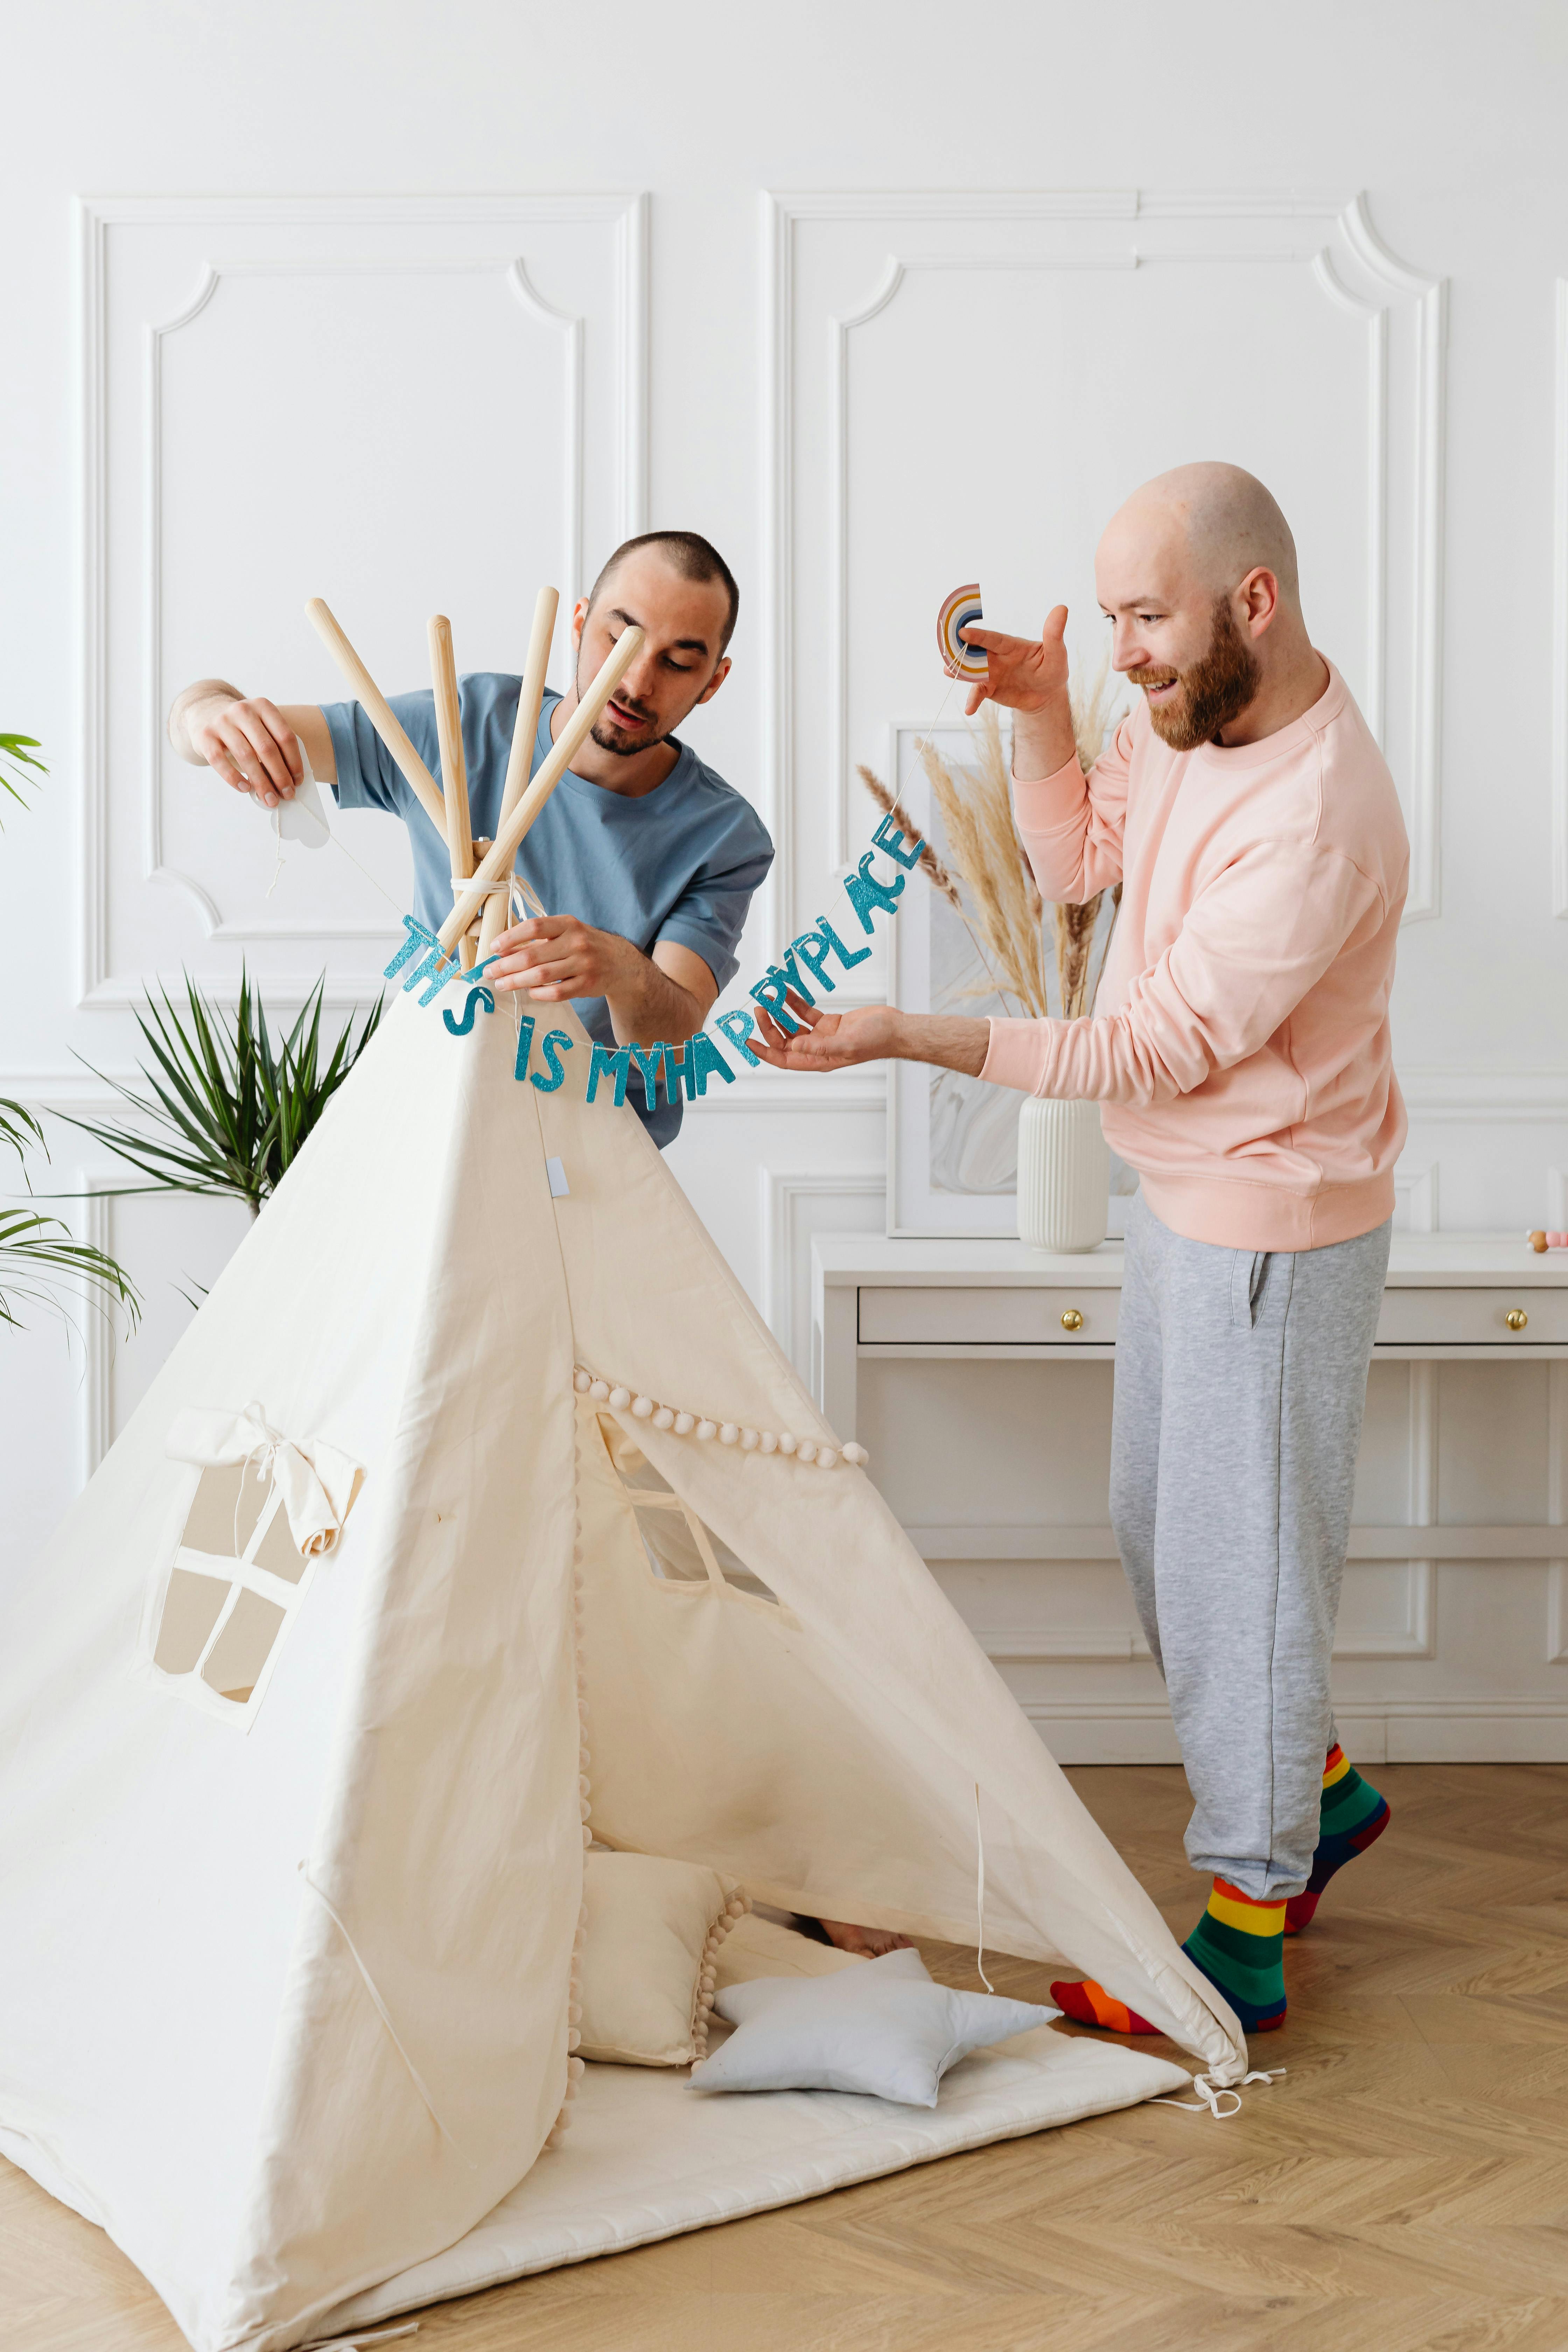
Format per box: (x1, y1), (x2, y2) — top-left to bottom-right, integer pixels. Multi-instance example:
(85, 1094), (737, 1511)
(1284, 1742), (1390, 1934)
(1052, 1876), (1287, 2037)
(1182, 1878), (1287, 2032)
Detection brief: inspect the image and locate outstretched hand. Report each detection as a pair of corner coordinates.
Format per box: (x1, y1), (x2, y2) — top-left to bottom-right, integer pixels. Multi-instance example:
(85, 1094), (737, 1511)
(955, 603), (1071, 719)
(749, 996), (897, 1072)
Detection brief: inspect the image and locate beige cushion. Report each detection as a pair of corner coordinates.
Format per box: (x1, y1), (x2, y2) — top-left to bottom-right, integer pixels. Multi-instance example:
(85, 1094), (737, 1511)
(578, 1853), (748, 2066)
(714, 1910), (865, 1990)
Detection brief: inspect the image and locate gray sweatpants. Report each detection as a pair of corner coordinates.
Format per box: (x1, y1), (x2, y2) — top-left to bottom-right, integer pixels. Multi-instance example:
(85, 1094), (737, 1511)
(1109, 1192), (1391, 1900)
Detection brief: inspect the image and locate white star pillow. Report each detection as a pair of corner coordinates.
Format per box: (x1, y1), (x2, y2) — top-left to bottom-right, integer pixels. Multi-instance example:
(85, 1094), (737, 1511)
(688, 1946), (1059, 2108)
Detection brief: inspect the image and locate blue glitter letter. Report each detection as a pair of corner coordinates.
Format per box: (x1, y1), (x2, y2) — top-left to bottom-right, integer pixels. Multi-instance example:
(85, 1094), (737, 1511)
(530, 1030), (574, 1094)
(843, 850), (905, 934)
(873, 811), (927, 869)
(715, 1009), (762, 1066)
(443, 985), (495, 1036)
(629, 1041), (666, 1106)
(815, 913), (871, 973)
(381, 903), (430, 969)
(587, 1041), (633, 1107)
(689, 1032), (734, 1096)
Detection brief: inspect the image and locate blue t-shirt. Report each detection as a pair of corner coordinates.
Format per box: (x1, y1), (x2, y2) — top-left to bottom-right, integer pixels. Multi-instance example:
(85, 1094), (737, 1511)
(324, 677), (774, 1146)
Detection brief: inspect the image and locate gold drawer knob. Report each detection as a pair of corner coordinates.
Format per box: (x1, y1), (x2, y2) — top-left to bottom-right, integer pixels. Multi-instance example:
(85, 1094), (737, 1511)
(1060, 1308), (1084, 1332)
(1505, 1308), (1528, 1332)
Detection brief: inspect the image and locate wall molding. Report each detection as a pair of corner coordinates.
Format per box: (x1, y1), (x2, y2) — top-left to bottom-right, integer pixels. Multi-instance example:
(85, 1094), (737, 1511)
(1399, 1069), (1568, 1121)
(62, 1168), (120, 1493)
(1544, 1360), (1567, 1662)
(758, 1163), (884, 1372)
(10, 1063), (1560, 1135)
(6, 1064), (888, 1118)
(76, 192), (649, 1011)
(1020, 1693), (1568, 1767)
(1554, 278), (1568, 919)
(1394, 1159), (1437, 1231)
(766, 187), (1447, 916)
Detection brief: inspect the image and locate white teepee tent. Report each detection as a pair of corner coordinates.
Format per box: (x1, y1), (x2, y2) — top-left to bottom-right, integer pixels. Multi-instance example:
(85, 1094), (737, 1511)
(0, 989), (1247, 2352)
(0, 600), (1248, 2350)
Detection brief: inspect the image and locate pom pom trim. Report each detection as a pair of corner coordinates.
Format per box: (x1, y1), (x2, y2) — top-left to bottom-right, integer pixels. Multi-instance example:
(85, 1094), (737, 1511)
(689, 1885), (752, 2060)
(572, 1367), (865, 1469)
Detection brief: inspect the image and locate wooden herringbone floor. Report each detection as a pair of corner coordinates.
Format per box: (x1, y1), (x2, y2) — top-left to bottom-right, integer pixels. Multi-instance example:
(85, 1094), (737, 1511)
(7, 1763), (1568, 2350)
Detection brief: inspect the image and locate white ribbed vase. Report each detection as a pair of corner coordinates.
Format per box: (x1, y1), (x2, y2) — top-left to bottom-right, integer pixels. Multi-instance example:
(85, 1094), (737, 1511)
(1016, 1097), (1109, 1253)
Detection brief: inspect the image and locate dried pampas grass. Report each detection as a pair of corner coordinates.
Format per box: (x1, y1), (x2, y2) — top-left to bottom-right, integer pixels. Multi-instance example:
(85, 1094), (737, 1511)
(859, 646), (1125, 1023)
(855, 767), (962, 916)
(917, 708), (1049, 1018)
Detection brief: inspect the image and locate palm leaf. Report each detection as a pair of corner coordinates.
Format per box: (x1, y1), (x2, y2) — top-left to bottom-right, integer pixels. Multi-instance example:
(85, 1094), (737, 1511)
(0, 731), (46, 819)
(1, 1097), (46, 1171)
(0, 1209), (141, 1334)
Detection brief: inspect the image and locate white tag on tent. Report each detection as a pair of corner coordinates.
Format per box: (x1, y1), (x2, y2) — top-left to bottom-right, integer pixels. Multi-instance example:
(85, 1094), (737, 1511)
(275, 752), (331, 848)
(546, 1156), (570, 1198)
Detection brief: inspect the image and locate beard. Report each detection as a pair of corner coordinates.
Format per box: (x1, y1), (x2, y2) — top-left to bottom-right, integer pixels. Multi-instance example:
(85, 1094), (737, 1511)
(1139, 595), (1261, 750)
(576, 649), (665, 758)
(589, 713), (662, 756)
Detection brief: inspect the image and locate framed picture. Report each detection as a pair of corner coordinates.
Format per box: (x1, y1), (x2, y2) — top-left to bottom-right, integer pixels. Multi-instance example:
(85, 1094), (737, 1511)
(882, 716), (1139, 1240)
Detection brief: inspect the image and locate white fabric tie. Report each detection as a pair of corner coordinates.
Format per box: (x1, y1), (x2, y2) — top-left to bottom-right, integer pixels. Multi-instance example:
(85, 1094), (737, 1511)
(451, 873), (509, 895)
(166, 1403), (363, 1559)
(1154, 2066), (1286, 2120)
(973, 1782), (994, 1993)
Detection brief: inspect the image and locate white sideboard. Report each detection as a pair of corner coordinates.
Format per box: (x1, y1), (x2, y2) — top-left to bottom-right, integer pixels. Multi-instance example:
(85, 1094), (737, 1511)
(811, 1235), (1568, 1765)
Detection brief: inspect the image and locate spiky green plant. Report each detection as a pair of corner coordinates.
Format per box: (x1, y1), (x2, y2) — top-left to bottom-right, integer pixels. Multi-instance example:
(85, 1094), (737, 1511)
(58, 969), (384, 1218)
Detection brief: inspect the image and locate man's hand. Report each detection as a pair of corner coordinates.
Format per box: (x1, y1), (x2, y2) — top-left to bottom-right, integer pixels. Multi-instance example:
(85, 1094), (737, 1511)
(959, 604), (1079, 780)
(485, 919), (715, 1050)
(182, 693), (303, 807)
(959, 605), (1070, 716)
(169, 681), (336, 801)
(749, 997), (991, 1079)
(749, 998), (899, 1072)
(488, 915), (630, 1003)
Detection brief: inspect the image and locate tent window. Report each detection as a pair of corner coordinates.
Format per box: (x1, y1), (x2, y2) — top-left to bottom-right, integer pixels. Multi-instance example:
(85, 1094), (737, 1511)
(153, 1567), (231, 1675)
(180, 1462), (269, 1559)
(710, 1543), (780, 1606)
(596, 1419), (676, 1496)
(153, 1432), (360, 1722)
(200, 1589), (286, 1704)
(594, 1414), (780, 1608)
(250, 1500), (308, 1584)
(636, 1510), (711, 1585)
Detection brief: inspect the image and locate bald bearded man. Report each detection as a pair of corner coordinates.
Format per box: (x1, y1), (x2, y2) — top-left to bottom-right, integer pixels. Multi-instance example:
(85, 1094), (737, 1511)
(753, 465), (1402, 2038)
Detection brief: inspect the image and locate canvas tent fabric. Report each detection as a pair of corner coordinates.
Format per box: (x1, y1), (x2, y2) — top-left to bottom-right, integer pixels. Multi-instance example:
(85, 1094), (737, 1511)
(316, 2024), (1192, 2336)
(0, 992), (1246, 2352)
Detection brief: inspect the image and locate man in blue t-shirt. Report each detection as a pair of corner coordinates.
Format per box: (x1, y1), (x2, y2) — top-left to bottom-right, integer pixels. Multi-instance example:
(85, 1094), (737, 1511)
(169, 535), (908, 1963)
(167, 531), (775, 1148)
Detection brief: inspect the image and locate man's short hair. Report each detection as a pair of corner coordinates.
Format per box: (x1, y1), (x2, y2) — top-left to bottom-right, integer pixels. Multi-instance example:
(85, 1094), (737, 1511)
(587, 530), (740, 655)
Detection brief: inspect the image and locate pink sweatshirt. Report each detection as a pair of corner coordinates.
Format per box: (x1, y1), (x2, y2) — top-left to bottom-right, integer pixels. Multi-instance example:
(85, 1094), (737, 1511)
(981, 661), (1407, 1252)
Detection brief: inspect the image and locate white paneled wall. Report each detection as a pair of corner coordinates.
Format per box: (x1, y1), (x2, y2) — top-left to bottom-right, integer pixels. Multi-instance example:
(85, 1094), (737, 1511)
(80, 194), (646, 1009)
(4, 7), (1567, 1755)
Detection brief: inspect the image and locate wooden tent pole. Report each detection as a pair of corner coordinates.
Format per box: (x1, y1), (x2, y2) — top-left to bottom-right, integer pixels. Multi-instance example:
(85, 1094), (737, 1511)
(440, 626), (644, 954)
(479, 585), (559, 960)
(305, 597), (447, 837)
(427, 615), (475, 969)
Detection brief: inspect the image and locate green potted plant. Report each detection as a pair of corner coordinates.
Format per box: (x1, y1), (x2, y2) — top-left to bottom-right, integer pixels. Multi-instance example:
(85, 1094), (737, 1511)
(57, 969), (383, 1220)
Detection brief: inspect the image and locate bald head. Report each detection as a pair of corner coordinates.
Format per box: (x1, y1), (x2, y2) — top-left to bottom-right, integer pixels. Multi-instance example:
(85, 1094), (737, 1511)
(1094, 463), (1324, 750)
(1113, 462), (1300, 605)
